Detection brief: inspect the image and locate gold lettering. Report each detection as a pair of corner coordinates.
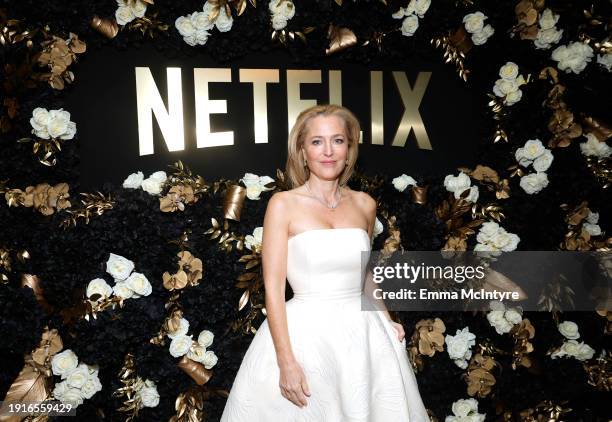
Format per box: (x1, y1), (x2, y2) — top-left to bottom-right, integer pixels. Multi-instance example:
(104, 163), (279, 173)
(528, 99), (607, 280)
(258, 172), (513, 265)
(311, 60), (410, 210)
(286, 70), (321, 133)
(239, 69), (280, 144)
(391, 71), (432, 150)
(370, 71), (384, 145)
(194, 68), (234, 148)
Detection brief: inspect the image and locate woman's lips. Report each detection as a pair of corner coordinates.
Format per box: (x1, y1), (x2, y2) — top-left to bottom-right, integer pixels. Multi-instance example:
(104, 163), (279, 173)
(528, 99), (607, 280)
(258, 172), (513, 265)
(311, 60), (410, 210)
(320, 161), (336, 165)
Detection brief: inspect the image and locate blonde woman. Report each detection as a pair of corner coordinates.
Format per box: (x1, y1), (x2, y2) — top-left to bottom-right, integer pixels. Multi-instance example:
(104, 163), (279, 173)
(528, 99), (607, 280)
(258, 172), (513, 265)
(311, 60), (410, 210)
(221, 104), (430, 421)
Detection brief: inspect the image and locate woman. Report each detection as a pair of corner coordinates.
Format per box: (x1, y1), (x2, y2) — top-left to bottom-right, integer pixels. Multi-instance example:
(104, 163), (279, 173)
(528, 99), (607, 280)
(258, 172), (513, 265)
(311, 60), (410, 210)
(221, 104), (430, 421)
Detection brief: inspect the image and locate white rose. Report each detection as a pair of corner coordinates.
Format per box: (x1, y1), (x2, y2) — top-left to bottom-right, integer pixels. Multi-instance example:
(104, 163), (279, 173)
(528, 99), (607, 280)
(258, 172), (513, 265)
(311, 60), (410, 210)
(476, 222), (500, 244)
(115, 5), (135, 26)
(30, 108), (50, 131)
(574, 342), (595, 361)
(444, 172), (471, 194)
(559, 339), (581, 357)
(187, 344), (208, 363)
(597, 53), (612, 71)
(474, 242), (501, 257)
(86, 278), (113, 301)
(504, 307), (523, 325)
(269, 0), (295, 19)
(414, 0), (431, 18)
(538, 8), (559, 30)
(271, 13), (288, 30)
(194, 29), (210, 45)
(258, 175), (275, 190)
(202, 350), (218, 369)
(583, 223), (601, 236)
(515, 147), (531, 167)
(452, 398), (477, 417)
(240, 172), (260, 187)
(245, 227), (263, 251)
(61, 387), (84, 407)
(533, 149), (554, 172)
(169, 334), (193, 357)
(191, 11), (214, 31)
(214, 8), (233, 32)
(148, 170), (167, 183)
(52, 380), (69, 401)
(534, 27), (563, 49)
(373, 217), (384, 238)
(245, 184), (264, 200)
(123, 171), (144, 189)
(463, 12), (486, 34)
(141, 177), (163, 195)
(52, 350), (79, 378)
(499, 62), (519, 80)
(446, 334), (469, 360)
(489, 299), (505, 312)
(505, 88), (523, 105)
(47, 111), (70, 139)
(471, 24), (494, 46)
(392, 6), (410, 19)
(558, 321), (580, 340)
(401, 15), (419, 37)
(487, 310), (512, 334)
(106, 253), (134, 281)
(80, 373), (102, 399)
(552, 42), (593, 74)
(125, 272), (152, 297)
(493, 78), (520, 97)
(454, 359), (468, 369)
(182, 34), (197, 46)
(66, 363), (90, 389)
(175, 15), (196, 37)
(580, 134), (611, 158)
(138, 385), (160, 407)
(520, 172), (549, 194)
(198, 329), (215, 348)
(130, 0), (147, 18)
(454, 185), (479, 203)
(167, 317), (190, 340)
(493, 230), (520, 252)
(586, 210), (599, 224)
(392, 174), (418, 192)
(113, 281), (134, 300)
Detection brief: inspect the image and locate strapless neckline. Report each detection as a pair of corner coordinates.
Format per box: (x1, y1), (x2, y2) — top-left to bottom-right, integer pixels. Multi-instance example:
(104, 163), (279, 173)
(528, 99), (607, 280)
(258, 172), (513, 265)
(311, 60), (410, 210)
(288, 227), (369, 243)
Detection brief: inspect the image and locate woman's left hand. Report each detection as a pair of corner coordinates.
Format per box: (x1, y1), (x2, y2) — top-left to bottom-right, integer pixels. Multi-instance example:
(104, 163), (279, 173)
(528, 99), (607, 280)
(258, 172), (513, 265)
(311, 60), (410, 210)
(389, 320), (405, 342)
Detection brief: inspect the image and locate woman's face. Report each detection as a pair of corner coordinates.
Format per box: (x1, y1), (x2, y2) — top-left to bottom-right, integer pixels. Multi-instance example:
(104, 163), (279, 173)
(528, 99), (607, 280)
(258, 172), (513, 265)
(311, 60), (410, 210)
(301, 114), (349, 181)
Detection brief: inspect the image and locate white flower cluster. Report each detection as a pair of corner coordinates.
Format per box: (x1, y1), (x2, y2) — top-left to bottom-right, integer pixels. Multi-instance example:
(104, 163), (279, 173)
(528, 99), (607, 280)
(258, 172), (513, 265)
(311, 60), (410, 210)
(391, 0), (431, 37)
(123, 170), (168, 195)
(445, 398), (486, 422)
(51, 350), (101, 407)
(86, 253), (152, 302)
(30, 107), (77, 140)
(443, 171), (479, 203)
(475, 222), (520, 256)
(115, 0), (147, 26)
(551, 320), (595, 361)
(492, 62), (527, 106)
(597, 52), (612, 71)
(167, 318), (219, 369)
(240, 172), (275, 200)
(580, 133), (611, 158)
(462, 12), (494, 45)
(245, 227), (263, 251)
(534, 8), (563, 50)
(175, 1), (233, 46)
(445, 327), (476, 369)
(269, 0), (295, 30)
(486, 300), (522, 335)
(134, 379), (160, 408)
(551, 41), (594, 74)
(373, 217), (383, 238)
(392, 174), (418, 192)
(515, 139), (553, 195)
(582, 210), (602, 237)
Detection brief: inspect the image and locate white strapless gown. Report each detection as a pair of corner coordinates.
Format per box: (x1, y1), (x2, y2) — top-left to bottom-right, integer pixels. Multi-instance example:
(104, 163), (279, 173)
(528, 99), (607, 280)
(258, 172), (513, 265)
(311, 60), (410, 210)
(220, 228), (430, 422)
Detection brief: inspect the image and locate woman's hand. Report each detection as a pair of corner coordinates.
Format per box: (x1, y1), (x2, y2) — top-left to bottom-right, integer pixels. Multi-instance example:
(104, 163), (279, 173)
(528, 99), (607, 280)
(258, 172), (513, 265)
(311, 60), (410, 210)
(389, 320), (406, 342)
(279, 359), (311, 408)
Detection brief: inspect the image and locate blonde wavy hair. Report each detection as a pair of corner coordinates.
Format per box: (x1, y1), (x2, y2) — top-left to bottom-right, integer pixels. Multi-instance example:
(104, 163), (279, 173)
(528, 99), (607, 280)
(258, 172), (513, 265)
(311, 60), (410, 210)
(285, 104), (361, 189)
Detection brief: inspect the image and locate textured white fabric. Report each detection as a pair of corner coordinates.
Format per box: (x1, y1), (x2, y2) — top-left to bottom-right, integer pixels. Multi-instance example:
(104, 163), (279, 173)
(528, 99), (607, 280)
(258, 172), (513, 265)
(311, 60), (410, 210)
(221, 228), (430, 421)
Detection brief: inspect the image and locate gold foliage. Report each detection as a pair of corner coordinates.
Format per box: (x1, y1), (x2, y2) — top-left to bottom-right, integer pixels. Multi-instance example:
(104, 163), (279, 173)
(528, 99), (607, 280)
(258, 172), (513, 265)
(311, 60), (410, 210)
(465, 352), (498, 397)
(544, 84), (583, 148)
(60, 191), (114, 229)
(5, 182), (71, 215)
(407, 318), (446, 372)
(559, 201), (610, 251)
(163, 251), (204, 291)
(170, 386), (229, 422)
(113, 353), (144, 421)
(205, 217), (244, 253)
(326, 25), (357, 55)
(436, 191), (484, 251)
(511, 0), (544, 40)
(431, 28), (470, 81)
(509, 319), (535, 370)
(35, 32), (86, 90)
(160, 161), (210, 212)
(271, 26), (315, 46)
(90, 15), (119, 39)
(583, 349), (611, 392)
(127, 12), (169, 38)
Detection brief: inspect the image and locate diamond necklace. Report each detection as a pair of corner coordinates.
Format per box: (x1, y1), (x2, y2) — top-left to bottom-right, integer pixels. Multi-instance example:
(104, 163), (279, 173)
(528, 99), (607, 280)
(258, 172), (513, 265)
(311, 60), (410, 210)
(305, 181), (342, 209)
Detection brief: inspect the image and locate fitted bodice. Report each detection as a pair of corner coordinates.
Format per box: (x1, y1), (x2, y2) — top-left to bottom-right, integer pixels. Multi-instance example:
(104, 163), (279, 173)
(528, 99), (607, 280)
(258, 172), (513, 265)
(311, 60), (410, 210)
(286, 228), (372, 301)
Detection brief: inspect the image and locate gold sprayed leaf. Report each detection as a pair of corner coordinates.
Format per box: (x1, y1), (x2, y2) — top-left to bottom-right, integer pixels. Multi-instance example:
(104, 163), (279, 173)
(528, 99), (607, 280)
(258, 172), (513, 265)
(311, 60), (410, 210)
(1, 365), (49, 417)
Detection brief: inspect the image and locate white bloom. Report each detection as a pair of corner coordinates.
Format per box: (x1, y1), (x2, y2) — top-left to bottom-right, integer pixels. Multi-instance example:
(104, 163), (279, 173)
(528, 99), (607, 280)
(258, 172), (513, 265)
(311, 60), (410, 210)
(175, 16), (196, 36)
(520, 172), (549, 194)
(198, 330), (215, 348)
(245, 227), (263, 251)
(191, 11), (214, 31)
(392, 174), (418, 192)
(551, 42), (594, 74)
(539, 8), (559, 30)
(392, 6), (411, 19)
(167, 317), (190, 340)
(446, 327), (475, 361)
(504, 308), (523, 325)
(125, 272), (152, 297)
(583, 223), (602, 236)
(123, 171), (144, 189)
(476, 222), (520, 252)
(115, 5), (135, 26)
(452, 398), (479, 417)
(141, 174), (165, 195)
(240, 173), (275, 200)
(444, 172), (471, 195)
(505, 89), (523, 105)
(499, 62), (519, 80)
(558, 321), (580, 339)
(53, 381), (84, 406)
(533, 149), (554, 172)
(597, 53), (612, 71)
(476, 221), (500, 244)
(493, 78), (520, 97)
(86, 278), (113, 301)
(455, 185), (479, 203)
(202, 350), (219, 369)
(552, 340), (595, 361)
(522, 139), (546, 160)
(203, 1), (233, 32)
(65, 363), (90, 389)
(271, 14), (288, 30)
(463, 12), (486, 34)
(413, 0), (431, 18)
(137, 383), (160, 408)
(106, 253), (134, 281)
(580, 133), (611, 158)
(80, 372), (102, 399)
(487, 310), (512, 334)
(401, 15), (419, 37)
(30, 108), (76, 140)
(113, 281), (134, 300)
(51, 350), (79, 378)
(471, 24), (494, 46)
(187, 344), (208, 363)
(373, 217), (384, 238)
(534, 27), (563, 49)
(574, 342), (595, 361)
(30, 107), (50, 131)
(169, 334), (193, 357)
(269, 0), (295, 20)
(586, 211), (599, 224)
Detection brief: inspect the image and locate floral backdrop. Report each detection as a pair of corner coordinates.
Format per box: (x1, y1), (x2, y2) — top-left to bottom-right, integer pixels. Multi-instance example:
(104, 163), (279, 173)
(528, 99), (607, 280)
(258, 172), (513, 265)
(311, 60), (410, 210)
(0, 0), (611, 421)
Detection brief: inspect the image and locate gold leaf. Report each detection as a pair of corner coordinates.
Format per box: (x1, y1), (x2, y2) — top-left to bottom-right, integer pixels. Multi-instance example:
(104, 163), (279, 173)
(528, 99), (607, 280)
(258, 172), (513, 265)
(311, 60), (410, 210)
(1, 365), (49, 416)
(238, 290), (250, 311)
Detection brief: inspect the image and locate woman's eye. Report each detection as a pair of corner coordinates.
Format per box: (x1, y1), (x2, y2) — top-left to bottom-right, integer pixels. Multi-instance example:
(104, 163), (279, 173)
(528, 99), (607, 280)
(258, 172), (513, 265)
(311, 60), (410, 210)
(335, 138), (344, 143)
(312, 140), (321, 144)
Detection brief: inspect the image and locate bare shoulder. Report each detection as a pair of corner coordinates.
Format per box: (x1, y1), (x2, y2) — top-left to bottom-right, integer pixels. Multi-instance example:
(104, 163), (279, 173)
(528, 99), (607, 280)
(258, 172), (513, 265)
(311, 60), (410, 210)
(347, 188), (376, 213)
